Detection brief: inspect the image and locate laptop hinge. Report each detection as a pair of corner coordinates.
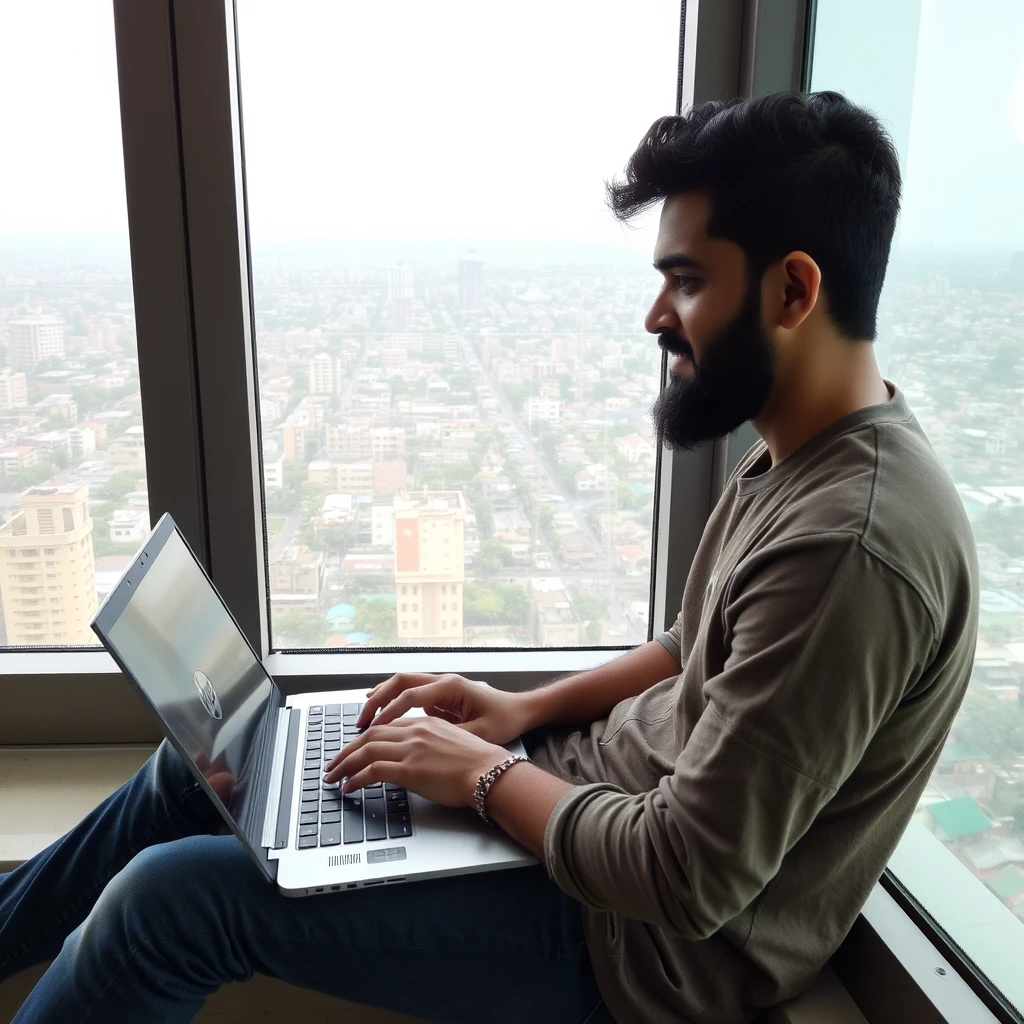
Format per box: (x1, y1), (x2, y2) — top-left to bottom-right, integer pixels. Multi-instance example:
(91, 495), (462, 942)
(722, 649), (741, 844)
(261, 707), (296, 849)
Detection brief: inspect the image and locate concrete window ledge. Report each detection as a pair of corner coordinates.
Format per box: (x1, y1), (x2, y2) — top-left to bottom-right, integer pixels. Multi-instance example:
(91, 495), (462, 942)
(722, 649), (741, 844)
(0, 746), (864, 1024)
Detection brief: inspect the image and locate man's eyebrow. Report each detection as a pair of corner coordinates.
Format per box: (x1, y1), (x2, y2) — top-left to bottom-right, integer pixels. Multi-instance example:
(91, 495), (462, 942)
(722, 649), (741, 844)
(653, 253), (704, 272)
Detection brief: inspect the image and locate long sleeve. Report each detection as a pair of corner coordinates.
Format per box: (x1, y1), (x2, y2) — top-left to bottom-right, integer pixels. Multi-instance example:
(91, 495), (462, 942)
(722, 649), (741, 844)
(542, 533), (937, 940)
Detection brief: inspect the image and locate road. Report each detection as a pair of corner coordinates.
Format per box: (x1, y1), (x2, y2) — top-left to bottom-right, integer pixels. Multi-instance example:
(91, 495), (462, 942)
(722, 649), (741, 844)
(268, 514), (300, 562)
(456, 333), (603, 553)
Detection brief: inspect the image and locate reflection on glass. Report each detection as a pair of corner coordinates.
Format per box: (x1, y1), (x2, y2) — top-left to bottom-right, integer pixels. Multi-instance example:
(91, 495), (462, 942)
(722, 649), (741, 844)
(0, 2), (149, 648)
(813, 0), (1024, 1007)
(106, 529), (275, 843)
(236, 0), (680, 650)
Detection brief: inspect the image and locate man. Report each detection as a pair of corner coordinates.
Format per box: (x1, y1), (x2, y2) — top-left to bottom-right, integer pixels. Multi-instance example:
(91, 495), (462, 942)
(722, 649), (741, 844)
(0, 91), (977, 1023)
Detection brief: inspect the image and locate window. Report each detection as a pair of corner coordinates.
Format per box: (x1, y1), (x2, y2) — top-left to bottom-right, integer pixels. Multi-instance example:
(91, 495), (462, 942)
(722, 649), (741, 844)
(812, 0), (1024, 1010)
(0, 2), (149, 649)
(237, 0), (679, 651)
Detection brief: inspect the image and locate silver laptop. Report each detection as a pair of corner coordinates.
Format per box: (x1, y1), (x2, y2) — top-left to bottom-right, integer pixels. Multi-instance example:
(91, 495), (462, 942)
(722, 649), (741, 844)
(91, 513), (536, 897)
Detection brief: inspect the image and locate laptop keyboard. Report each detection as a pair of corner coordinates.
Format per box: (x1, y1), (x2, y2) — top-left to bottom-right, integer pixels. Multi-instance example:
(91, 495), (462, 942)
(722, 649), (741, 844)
(296, 703), (412, 849)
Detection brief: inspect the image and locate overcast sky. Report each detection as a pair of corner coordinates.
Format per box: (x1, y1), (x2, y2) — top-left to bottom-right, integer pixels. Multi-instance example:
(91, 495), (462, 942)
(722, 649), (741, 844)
(1, 0), (1022, 253)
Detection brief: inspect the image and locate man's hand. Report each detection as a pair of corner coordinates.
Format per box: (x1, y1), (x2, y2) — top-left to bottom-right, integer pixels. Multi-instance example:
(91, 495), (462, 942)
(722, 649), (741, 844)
(356, 672), (538, 746)
(323, 716), (512, 808)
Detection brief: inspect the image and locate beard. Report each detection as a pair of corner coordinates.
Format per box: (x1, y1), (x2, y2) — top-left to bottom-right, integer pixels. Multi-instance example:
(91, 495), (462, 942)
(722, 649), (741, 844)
(652, 283), (774, 451)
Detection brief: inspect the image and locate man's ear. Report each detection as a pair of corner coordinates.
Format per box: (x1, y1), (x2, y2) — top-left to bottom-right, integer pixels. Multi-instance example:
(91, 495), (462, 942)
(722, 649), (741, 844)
(777, 251), (821, 331)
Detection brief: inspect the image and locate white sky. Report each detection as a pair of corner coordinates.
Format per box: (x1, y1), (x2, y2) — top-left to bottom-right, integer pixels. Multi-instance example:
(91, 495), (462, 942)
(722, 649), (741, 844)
(1, 0), (1022, 252)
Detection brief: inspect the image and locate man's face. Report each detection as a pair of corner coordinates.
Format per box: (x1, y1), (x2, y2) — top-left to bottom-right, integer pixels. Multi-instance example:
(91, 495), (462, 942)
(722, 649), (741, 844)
(645, 192), (775, 450)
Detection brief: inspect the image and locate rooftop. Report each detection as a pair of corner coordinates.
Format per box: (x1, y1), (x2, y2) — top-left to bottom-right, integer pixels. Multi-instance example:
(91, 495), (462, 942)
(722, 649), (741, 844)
(928, 796), (992, 839)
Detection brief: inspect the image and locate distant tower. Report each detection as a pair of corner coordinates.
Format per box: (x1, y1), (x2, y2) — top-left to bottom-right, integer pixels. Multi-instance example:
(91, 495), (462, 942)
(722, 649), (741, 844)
(9, 315), (65, 368)
(458, 251), (484, 309)
(388, 262), (414, 331)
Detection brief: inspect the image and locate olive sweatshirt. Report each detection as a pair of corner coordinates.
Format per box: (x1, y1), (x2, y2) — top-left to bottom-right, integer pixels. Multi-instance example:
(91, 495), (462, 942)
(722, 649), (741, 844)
(530, 385), (979, 1023)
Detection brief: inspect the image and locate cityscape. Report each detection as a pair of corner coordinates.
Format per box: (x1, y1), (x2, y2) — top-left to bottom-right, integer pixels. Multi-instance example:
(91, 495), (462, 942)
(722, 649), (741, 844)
(0, 242), (1023, 922)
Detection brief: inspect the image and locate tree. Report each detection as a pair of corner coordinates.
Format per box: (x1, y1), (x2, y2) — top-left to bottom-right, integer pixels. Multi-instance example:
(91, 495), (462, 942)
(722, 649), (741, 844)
(317, 523), (357, 560)
(952, 690), (1024, 762)
(476, 539), (516, 574)
(474, 498), (494, 540)
(354, 599), (398, 645)
(273, 609), (329, 647)
(98, 471), (142, 503)
(573, 592), (606, 644)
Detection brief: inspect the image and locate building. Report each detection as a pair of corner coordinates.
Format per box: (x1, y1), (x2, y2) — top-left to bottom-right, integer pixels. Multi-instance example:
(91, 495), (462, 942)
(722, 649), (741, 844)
(9, 316), (65, 368)
(373, 460), (407, 496)
(325, 424), (405, 462)
(68, 426), (97, 462)
(264, 453), (284, 491)
(109, 508), (150, 543)
(388, 262), (414, 330)
(525, 396), (562, 426)
(307, 461), (375, 495)
(269, 544), (324, 612)
(0, 485), (96, 645)
(393, 490), (465, 646)
(0, 369), (28, 410)
(308, 353), (342, 395)
(0, 447), (37, 475)
(371, 505), (395, 547)
(528, 577), (580, 647)
(281, 415), (307, 462)
(458, 251), (484, 308)
(108, 425), (146, 471)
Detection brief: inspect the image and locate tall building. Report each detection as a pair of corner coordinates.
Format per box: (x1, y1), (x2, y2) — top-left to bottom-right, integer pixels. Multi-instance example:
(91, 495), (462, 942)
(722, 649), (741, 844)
(388, 262), (414, 331)
(308, 353), (342, 395)
(9, 316), (65, 368)
(0, 484), (97, 645)
(458, 251), (484, 309)
(0, 368), (28, 410)
(393, 490), (465, 646)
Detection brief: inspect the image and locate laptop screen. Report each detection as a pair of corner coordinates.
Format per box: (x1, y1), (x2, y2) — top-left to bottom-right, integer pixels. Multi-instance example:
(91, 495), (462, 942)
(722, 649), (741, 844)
(102, 524), (278, 852)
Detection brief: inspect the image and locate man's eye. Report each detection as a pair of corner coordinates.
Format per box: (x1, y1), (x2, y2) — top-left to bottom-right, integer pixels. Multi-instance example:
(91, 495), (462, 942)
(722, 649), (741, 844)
(673, 274), (698, 292)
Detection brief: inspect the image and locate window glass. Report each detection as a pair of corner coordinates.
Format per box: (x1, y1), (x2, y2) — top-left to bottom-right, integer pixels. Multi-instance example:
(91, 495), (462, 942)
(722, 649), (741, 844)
(813, 0), (1024, 1007)
(0, 1), (149, 648)
(237, 0), (679, 650)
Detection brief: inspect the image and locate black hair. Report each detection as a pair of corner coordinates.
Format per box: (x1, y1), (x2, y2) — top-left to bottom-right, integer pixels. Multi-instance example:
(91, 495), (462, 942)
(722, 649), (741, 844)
(607, 91), (901, 340)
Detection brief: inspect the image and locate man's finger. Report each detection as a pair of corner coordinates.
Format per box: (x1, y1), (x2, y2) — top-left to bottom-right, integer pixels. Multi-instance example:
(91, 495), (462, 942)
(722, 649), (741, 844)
(341, 761), (406, 795)
(324, 739), (396, 785)
(373, 682), (445, 727)
(357, 673), (438, 728)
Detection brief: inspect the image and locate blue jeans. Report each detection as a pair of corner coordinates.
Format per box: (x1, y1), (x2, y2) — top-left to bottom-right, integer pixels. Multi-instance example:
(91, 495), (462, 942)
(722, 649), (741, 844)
(0, 739), (612, 1023)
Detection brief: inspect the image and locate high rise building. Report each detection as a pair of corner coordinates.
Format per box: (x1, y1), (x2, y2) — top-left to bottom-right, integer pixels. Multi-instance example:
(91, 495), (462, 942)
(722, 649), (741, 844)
(0, 484), (97, 645)
(0, 368), (28, 410)
(388, 262), (414, 331)
(458, 251), (484, 309)
(308, 353), (342, 395)
(393, 490), (465, 646)
(9, 316), (65, 368)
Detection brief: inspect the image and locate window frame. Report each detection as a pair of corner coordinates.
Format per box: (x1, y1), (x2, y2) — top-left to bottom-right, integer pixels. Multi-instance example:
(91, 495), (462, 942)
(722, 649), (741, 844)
(0, 0), (717, 734)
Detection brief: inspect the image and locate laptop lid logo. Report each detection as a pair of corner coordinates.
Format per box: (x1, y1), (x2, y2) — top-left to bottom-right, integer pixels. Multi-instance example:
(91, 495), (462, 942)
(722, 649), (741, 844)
(193, 670), (223, 720)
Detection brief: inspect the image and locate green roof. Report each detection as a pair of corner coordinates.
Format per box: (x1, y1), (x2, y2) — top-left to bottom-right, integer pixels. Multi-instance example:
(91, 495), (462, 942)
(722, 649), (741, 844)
(929, 796), (992, 838)
(985, 866), (1024, 902)
(940, 741), (989, 762)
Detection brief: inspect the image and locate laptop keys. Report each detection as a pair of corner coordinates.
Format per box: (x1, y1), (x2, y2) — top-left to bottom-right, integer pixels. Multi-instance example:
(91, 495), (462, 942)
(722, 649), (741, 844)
(343, 806), (364, 843)
(321, 810), (340, 824)
(387, 814), (412, 839)
(298, 835), (318, 849)
(365, 797), (387, 841)
(320, 822), (341, 847)
(299, 824), (318, 838)
(300, 811), (318, 825)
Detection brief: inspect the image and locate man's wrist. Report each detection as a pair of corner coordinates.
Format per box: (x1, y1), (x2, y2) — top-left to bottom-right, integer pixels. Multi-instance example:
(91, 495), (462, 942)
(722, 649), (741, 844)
(520, 684), (556, 733)
(466, 748), (516, 808)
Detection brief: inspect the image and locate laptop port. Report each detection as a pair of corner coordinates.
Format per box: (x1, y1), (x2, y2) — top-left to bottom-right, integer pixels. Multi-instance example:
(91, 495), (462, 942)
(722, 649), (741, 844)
(363, 878), (385, 887)
(385, 877), (406, 883)
(315, 887), (324, 893)
(346, 883), (357, 889)
(331, 885), (340, 891)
